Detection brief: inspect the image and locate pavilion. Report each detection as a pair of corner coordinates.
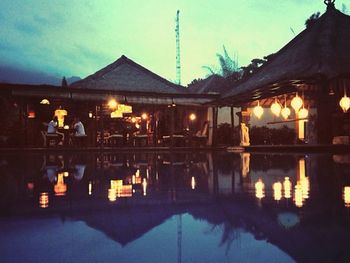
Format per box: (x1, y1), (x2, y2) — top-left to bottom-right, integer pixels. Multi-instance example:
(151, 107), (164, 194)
(221, 0), (350, 145)
(0, 55), (219, 148)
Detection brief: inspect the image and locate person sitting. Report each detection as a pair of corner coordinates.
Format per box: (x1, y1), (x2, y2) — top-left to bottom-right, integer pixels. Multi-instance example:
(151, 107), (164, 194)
(73, 117), (86, 136)
(72, 117), (87, 147)
(45, 116), (64, 146)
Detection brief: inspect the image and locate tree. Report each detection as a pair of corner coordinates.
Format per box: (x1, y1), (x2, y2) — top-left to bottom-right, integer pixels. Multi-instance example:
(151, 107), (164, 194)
(305, 12), (320, 28)
(61, 76), (68, 87)
(203, 45), (239, 78)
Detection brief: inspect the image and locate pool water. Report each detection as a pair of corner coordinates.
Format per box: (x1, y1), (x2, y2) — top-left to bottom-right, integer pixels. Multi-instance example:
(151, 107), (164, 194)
(1, 152), (350, 263)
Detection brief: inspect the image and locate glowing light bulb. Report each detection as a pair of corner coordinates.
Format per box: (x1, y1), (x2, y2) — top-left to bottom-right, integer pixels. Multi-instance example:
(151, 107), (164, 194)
(108, 99), (118, 109)
(189, 113), (196, 121)
(283, 177), (292, 199)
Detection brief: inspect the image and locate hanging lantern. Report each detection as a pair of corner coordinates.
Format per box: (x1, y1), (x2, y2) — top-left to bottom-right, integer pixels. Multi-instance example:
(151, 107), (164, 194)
(340, 89), (350, 113)
(281, 107), (291, 120)
(281, 95), (291, 120)
(40, 98), (50, 105)
(298, 107), (309, 119)
(270, 98), (281, 117)
(253, 101), (264, 119)
(291, 93), (303, 112)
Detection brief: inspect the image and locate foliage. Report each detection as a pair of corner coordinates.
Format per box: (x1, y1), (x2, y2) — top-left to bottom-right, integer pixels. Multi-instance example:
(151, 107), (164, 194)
(203, 45), (239, 78)
(250, 125), (295, 145)
(305, 12), (320, 28)
(0, 96), (21, 146)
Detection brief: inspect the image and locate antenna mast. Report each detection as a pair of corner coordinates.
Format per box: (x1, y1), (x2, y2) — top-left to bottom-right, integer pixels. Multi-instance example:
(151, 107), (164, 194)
(175, 10), (181, 85)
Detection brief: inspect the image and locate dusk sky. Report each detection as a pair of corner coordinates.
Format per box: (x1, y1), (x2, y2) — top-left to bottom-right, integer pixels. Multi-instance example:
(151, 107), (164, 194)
(0, 0), (346, 85)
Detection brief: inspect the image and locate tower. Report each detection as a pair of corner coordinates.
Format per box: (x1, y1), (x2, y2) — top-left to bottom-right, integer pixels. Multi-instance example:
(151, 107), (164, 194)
(175, 10), (181, 85)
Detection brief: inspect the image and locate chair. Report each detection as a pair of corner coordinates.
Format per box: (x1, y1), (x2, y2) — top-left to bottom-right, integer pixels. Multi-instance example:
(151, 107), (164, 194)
(72, 135), (88, 147)
(107, 134), (124, 146)
(41, 131), (60, 147)
(162, 133), (186, 147)
(133, 133), (149, 147)
(193, 122), (209, 146)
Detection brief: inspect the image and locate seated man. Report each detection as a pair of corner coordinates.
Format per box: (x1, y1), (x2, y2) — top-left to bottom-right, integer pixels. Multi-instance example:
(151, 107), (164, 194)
(73, 117), (86, 136)
(46, 116), (64, 145)
(72, 117), (87, 146)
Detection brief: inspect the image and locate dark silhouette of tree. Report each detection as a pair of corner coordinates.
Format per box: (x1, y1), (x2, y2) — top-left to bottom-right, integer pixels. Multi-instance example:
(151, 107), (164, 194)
(305, 12), (320, 28)
(203, 45), (239, 78)
(61, 76), (68, 87)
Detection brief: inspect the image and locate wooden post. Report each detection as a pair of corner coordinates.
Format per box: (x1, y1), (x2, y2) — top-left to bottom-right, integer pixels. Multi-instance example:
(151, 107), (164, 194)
(316, 81), (334, 144)
(170, 106), (175, 147)
(230, 106), (235, 144)
(212, 107), (218, 147)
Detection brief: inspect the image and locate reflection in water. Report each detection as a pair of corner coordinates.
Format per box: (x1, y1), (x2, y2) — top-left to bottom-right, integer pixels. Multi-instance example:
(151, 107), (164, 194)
(293, 158), (309, 208)
(54, 172), (67, 196)
(142, 178), (147, 196)
(255, 179), (265, 199)
(2, 152), (350, 262)
(273, 182), (282, 201)
(344, 186), (350, 208)
(191, 176), (196, 190)
(39, 192), (49, 208)
(240, 153), (250, 178)
(88, 181), (92, 196)
(283, 177), (292, 199)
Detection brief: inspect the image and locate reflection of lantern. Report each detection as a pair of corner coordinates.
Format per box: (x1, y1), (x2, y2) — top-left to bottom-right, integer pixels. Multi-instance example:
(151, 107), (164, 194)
(294, 184), (303, 208)
(271, 98), (281, 117)
(142, 178), (147, 196)
(340, 92), (350, 113)
(88, 181), (92, 196)
(291, 93), (303, 112)
(298, 107), (309, 119)
(253, 101), (263, 119)
(343, 186), (350, 207)
(283, 177), (292, 199)
(54, 173), (67, 196)
(191, 176), (196, 190)
(273, 182), (282, 201)
(39, 192), (49, 208)
(255, 179), (265, 199)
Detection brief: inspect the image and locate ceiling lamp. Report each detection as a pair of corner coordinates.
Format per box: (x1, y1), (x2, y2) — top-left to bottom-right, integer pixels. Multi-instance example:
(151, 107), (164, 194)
(340, 89), (350, 113)
(291, 93), (303, 112)
(253, 101), (263, 119)
(298, 107), (309, 119)
(281, 95), (291, 120)
(270, 98), (281, 117)
(108, 99), (118, 110)
(40, 98), (50, 105)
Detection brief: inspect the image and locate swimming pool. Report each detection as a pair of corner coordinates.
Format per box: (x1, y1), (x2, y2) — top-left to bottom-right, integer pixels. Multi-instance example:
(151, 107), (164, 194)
(1, 152), (350, 263)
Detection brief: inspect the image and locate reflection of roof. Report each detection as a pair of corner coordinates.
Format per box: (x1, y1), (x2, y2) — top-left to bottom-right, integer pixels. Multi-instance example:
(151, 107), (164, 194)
(71, 55), (187, 94)
(223, 4), (350, 104)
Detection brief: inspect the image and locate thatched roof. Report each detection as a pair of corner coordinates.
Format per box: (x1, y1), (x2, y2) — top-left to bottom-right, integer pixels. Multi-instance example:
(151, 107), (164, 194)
(188, 75), (229, 94)
(71, 55), (186, 94)
(223, 3), (350, 105)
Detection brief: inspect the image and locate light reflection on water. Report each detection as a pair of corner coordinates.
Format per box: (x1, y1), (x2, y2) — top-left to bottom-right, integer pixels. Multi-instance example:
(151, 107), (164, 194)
(1, 152), (350, 263)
